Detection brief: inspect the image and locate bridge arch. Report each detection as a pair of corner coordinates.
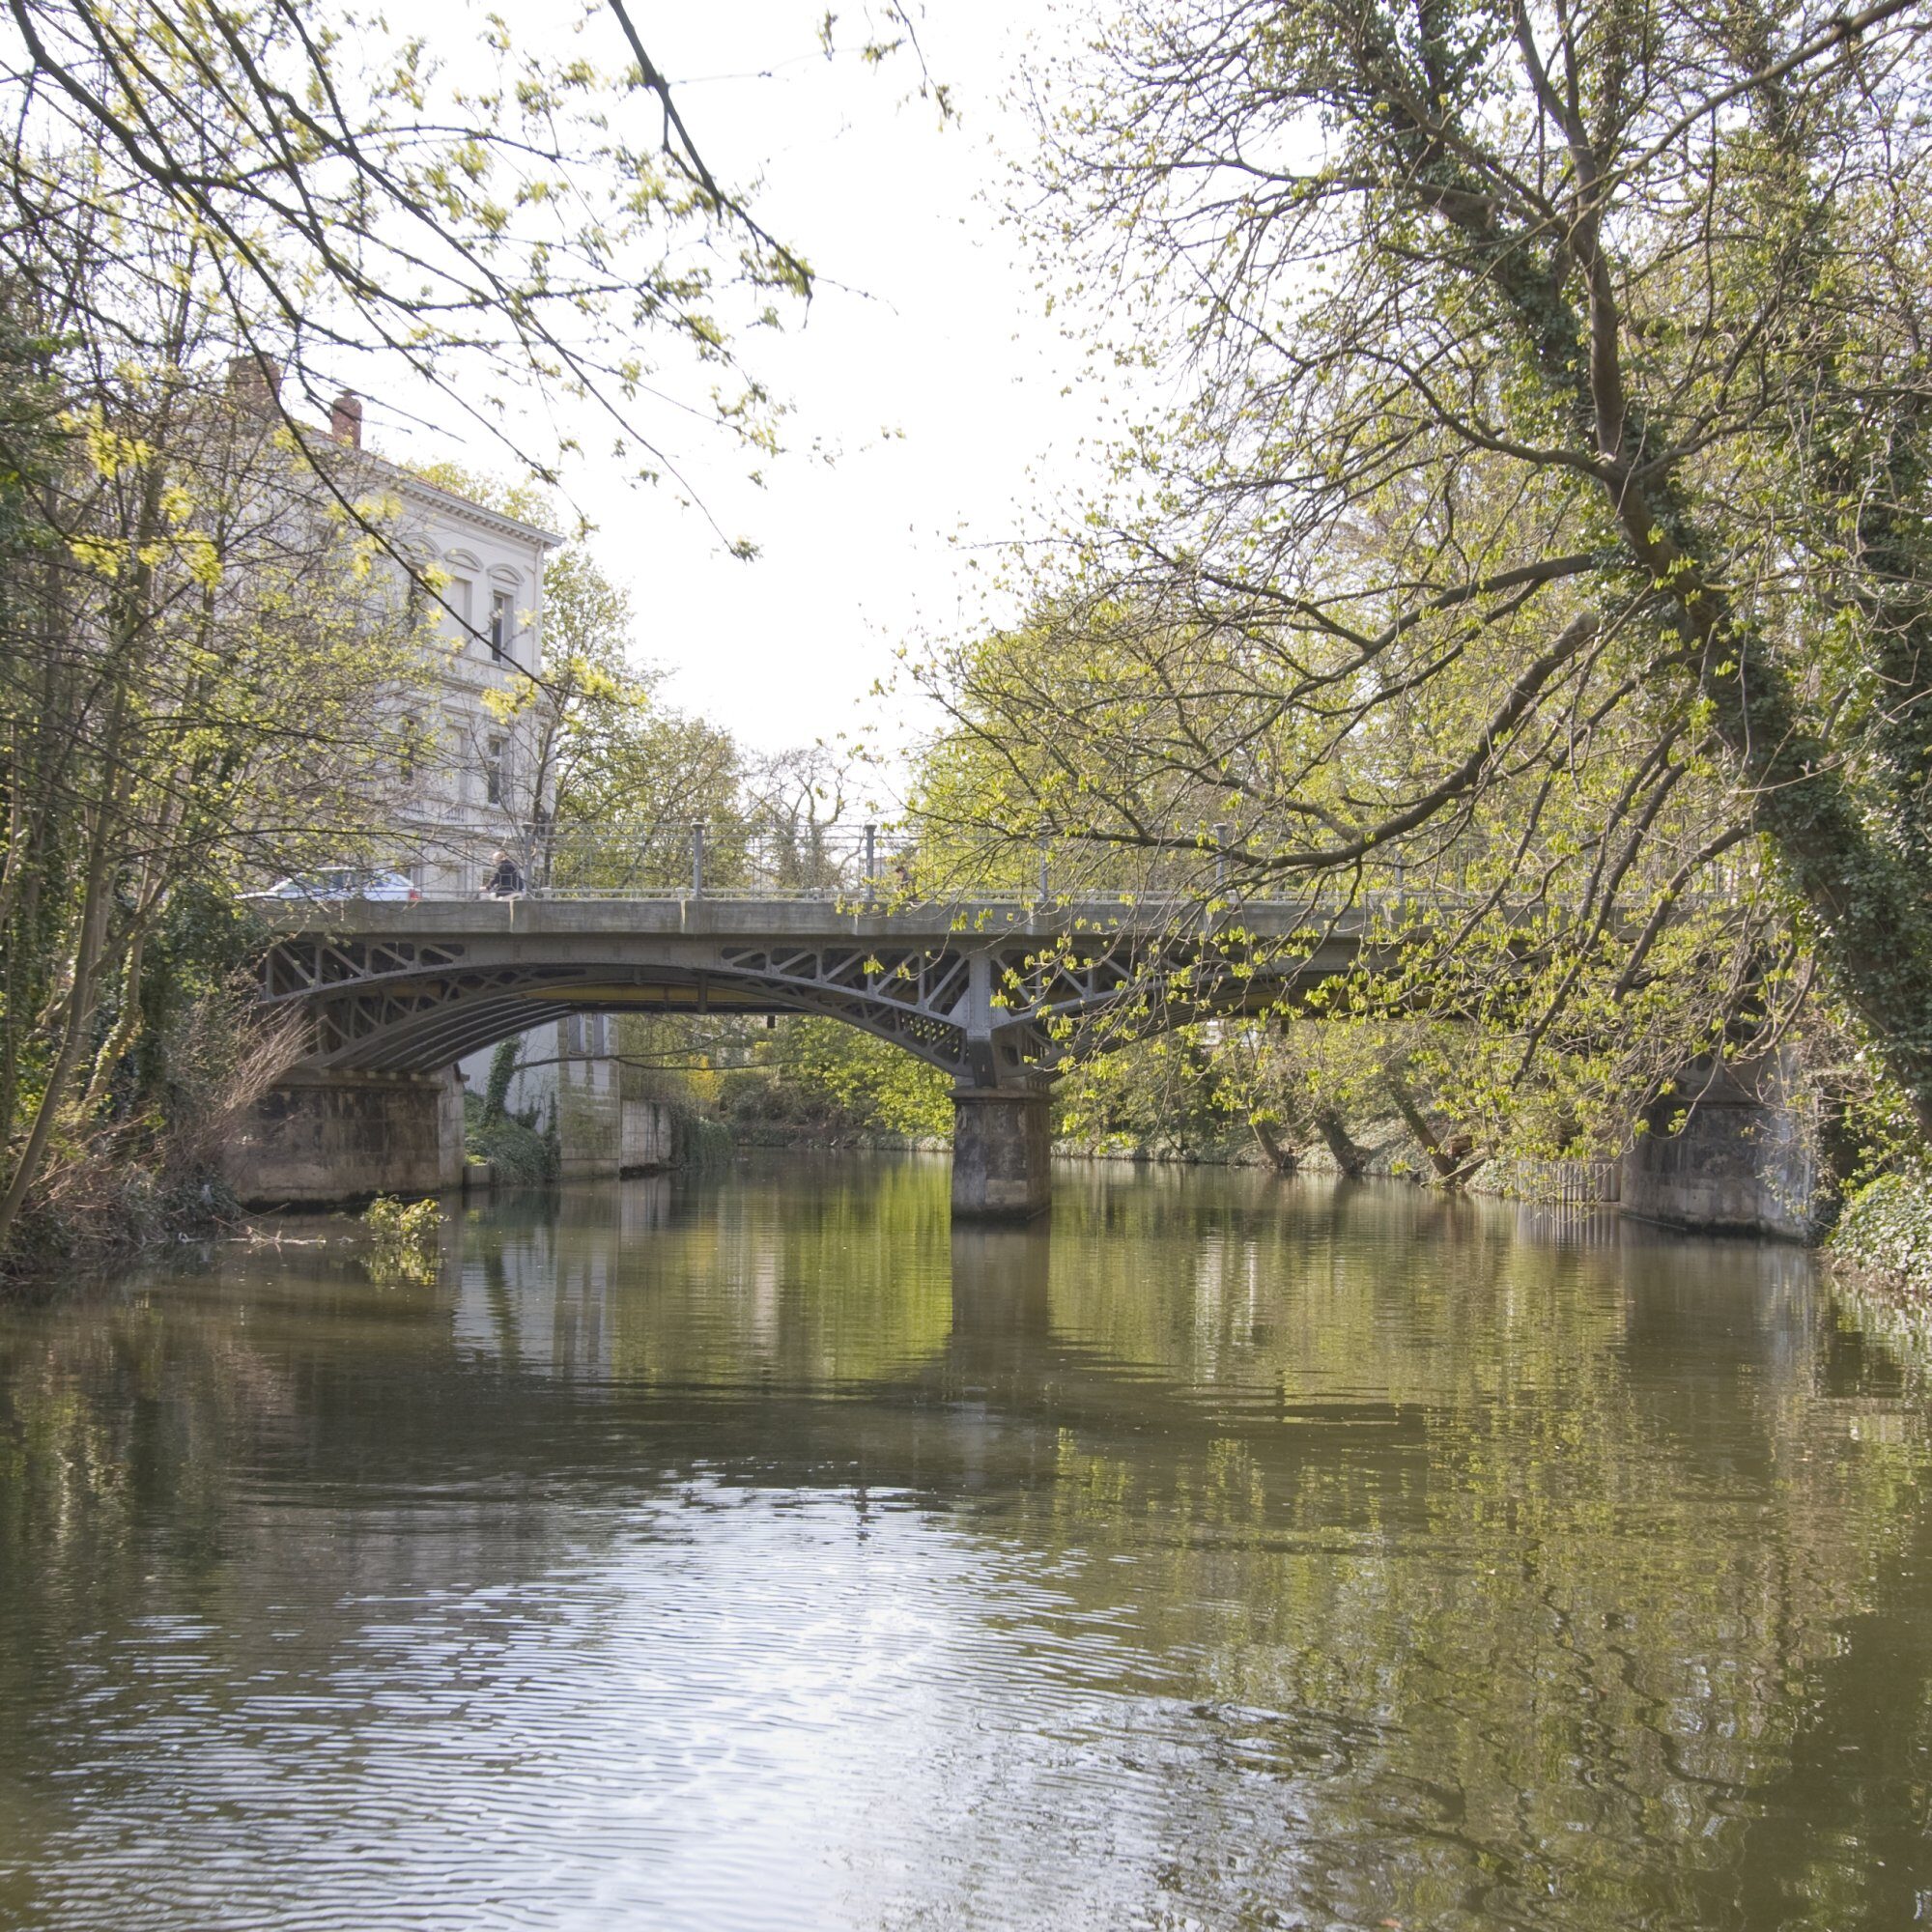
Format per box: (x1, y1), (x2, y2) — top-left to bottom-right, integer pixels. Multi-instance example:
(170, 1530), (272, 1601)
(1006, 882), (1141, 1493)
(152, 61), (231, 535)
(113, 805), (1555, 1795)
(243, 898), (1367, 1216)
(258, 930), (1052, 1081)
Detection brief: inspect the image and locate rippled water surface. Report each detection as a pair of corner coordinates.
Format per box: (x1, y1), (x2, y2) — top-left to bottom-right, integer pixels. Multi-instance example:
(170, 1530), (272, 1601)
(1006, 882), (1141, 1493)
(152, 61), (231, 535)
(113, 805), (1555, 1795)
(3, 1156), (1931, 1929)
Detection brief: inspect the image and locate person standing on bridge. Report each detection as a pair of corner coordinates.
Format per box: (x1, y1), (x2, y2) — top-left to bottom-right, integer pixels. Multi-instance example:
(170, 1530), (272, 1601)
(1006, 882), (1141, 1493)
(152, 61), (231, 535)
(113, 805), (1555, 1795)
(483, 849), (525, 898)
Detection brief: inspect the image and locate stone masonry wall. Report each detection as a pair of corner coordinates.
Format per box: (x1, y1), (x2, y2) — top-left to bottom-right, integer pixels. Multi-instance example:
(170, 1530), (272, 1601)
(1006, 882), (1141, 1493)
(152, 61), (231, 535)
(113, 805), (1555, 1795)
(227, 1069), (465, 1207)
(620, 1097), (676, 1175)
(1620, 1051), (1819, 1241)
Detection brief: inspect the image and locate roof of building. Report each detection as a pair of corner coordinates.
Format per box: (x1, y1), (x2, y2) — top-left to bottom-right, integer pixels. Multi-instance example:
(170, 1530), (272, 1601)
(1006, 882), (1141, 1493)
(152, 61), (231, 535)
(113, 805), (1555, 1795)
(381, 459), (565, 552)
(219, 357), (567, 552)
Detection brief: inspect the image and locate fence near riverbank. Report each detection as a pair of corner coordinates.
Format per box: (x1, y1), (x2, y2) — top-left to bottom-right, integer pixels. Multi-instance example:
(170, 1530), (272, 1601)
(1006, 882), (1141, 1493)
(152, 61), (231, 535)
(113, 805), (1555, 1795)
(1471, 1156), (1623, 1207)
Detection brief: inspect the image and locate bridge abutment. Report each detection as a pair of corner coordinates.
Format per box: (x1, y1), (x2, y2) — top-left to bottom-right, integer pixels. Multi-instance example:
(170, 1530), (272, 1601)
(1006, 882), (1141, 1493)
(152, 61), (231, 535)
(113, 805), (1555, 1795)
(1620, 1050), (1822, 1240)
(951, 1089), (1053, 1220)
(226, 1067), (466, 1208)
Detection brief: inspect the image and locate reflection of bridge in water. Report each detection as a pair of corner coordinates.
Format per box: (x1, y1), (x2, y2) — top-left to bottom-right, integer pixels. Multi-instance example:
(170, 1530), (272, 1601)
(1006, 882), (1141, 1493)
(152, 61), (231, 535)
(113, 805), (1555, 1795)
(443, 1169), (1804, 1452)
(247, 892), (1388, 1215)
(446, 1173), (1552, 1445)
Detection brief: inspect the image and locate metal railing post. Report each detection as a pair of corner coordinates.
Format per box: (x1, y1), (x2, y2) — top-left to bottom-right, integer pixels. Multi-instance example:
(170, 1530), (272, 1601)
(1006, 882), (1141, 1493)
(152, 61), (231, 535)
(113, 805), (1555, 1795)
(1214, 821), (1233, 890)
(864, 822), (877, 909)
(1038, 839), (1050, 904)
(690, 820), (705, 899)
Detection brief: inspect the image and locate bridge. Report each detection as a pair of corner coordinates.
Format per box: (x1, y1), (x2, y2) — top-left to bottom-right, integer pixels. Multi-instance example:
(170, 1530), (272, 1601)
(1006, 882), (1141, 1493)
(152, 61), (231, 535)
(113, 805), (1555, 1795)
(241, 888), (1385, 1216)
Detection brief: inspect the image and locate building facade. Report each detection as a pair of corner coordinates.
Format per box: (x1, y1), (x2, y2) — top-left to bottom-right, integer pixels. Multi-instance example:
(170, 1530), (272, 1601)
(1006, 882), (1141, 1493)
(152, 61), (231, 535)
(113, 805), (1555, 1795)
(312, 384), (653, 1170)
(342, 406), (667, 1175)
(318, 395), (561, 897)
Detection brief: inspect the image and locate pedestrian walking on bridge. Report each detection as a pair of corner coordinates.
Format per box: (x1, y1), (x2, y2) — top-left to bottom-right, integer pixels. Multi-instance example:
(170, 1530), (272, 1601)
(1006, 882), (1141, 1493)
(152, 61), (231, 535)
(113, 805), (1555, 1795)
(483, 849), (525, 898)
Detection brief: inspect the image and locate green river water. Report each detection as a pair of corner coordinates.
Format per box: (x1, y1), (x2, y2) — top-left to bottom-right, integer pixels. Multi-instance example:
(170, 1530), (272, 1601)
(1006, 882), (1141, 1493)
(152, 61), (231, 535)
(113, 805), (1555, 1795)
(1, 1154), (1929, 1930)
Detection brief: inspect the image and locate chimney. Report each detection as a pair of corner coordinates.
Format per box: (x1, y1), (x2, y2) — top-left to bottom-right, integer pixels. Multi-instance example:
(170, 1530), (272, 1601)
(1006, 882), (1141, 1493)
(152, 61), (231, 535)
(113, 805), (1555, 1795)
(329, 390), (364, 448)
(225, 352), (282, 412)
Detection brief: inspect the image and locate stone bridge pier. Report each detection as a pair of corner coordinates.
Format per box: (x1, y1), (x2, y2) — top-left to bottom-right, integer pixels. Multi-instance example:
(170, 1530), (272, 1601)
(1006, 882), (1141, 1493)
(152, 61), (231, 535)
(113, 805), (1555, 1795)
(949, 949), (1057, 1219)
(230, 1063), (1056, 1217)
(228, 1066), (466, 1208)
(951, 1088), (1054, 1219)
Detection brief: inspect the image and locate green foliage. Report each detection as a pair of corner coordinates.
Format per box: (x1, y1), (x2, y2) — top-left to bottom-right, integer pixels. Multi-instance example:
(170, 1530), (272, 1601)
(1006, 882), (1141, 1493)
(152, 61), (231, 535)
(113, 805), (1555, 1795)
(1056, 1029), (1248, 1161)
(360, 1195), (442, 1285)
(1832, 1170), (1932, 1298)
(720, 1017), (951, 1142)
(464, 1091), (558, 1186)
(483, 1040), (521, 1124)
(670, 1110), (735, 1168)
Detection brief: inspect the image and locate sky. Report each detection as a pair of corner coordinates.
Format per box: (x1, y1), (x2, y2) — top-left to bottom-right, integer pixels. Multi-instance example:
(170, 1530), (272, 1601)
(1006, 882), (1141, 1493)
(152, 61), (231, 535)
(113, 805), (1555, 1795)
(367, 2), (1127, 773)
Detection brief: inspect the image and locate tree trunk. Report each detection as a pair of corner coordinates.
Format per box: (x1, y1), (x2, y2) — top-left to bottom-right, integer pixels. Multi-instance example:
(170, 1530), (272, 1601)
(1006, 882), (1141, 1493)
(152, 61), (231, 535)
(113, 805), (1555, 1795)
(1313, 1107), (1369, 1179)
(1386, 1074), (1463, 1183)
(1249, 1114), (1300, 1174)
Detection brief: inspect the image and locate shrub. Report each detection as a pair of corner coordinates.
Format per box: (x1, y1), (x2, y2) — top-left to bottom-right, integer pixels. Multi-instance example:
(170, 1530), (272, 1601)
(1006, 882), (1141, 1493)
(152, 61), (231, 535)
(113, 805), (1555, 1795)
(1830, 1167), (1932, 1298)
(361, 1195), (442, 1285)
(463, 1077), (559, 1184)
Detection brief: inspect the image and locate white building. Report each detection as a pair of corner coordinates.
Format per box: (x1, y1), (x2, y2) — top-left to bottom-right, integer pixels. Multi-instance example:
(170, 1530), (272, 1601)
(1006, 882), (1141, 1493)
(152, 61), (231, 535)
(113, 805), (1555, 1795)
(314, 390), (561, 896)
(316, 392), (659, 1175)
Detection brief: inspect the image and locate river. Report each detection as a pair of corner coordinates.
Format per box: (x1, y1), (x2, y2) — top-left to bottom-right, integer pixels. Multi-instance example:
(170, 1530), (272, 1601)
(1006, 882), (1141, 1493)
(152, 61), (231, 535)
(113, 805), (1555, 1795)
(0, 1155), (1928, 1930)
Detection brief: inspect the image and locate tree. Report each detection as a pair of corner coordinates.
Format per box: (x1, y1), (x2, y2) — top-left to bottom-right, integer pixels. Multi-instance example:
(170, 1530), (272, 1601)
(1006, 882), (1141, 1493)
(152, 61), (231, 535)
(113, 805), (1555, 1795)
(0, 283), (427, 1263)
(494, 540), (747, 892)
(742, 744), (869, 892)
(912, 585), (1787, 1170)
(927, 0), (1932, 1138)
(719, 1015), (952, 1142)
(0, 1), (854, 512)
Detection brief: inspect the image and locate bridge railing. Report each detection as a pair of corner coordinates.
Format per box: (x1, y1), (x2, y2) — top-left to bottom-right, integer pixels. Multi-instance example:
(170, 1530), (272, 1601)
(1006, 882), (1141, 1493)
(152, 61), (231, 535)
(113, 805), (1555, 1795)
(420, 822), (914, 900)
(355, 817), (1738, 921)
(403, 820), (1374, 908)
(375, 875), (1517, 923)
(388, 819), (1370, 905)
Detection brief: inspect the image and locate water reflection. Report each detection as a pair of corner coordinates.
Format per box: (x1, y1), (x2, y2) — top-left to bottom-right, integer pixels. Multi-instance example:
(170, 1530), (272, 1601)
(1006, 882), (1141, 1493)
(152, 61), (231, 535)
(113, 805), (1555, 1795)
(0, 1155), (1928, 1930)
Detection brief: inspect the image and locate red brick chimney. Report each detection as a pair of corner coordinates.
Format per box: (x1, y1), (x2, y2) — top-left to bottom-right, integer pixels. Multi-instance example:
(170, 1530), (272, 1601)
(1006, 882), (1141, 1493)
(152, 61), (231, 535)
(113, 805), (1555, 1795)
(329, 391), (363, 448)
(225, 353), (282, 412)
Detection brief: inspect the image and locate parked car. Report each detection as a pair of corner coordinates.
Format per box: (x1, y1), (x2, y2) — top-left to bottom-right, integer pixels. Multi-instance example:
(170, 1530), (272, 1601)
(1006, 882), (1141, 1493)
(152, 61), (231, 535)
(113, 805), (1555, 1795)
(245, 867), (421, 905)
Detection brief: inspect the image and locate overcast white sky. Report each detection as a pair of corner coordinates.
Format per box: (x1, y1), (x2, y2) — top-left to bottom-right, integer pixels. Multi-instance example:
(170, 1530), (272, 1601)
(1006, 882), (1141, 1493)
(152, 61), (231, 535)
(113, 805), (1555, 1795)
(367, 2), (1123, 769)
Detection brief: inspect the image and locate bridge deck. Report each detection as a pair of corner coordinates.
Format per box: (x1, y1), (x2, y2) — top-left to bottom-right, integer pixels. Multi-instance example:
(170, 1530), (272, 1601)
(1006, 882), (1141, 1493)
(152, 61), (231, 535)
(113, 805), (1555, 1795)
(254, 894), (1389, 1081)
